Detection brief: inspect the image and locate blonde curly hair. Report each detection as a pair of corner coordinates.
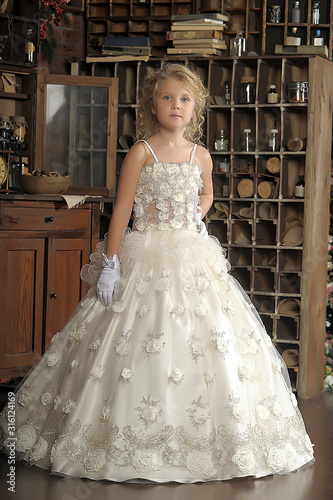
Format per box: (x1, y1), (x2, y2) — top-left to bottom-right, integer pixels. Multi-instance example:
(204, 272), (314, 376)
(136, 63), (209, 144)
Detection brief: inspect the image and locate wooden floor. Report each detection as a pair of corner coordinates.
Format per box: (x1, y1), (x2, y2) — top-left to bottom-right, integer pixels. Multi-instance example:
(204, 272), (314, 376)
(0, 391), (332, 500)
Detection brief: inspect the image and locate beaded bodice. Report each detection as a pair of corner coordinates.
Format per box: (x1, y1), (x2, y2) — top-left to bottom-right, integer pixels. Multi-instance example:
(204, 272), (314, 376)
(133, 157), (203, 232)
(133, 141), (203, 232)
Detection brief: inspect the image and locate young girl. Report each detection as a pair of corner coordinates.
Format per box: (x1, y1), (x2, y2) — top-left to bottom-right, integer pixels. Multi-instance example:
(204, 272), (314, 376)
(0, 64), (314, 483)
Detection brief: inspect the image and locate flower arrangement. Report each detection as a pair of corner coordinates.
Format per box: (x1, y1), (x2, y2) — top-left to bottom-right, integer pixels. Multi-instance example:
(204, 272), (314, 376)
(324, 198), (333, 389)
(34, 0), (70, 63)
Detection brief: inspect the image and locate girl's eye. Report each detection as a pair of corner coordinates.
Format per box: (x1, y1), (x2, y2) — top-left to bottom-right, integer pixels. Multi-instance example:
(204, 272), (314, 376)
(163, 96), (171, 100)
(181, 97), (190, 102)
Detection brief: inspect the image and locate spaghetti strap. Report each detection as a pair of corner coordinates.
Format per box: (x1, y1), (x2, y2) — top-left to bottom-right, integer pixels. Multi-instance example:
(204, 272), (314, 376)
(139, 140), (159, 162)
(190, 144), (198, 164)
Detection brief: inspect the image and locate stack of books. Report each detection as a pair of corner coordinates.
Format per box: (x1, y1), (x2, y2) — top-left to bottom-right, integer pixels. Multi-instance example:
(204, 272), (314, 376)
(86, 37), (151, 63)
(167, 13), (228, 56)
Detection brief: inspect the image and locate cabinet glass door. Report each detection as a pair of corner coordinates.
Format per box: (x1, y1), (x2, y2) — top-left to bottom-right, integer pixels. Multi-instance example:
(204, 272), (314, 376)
(36, 75), (118, 196)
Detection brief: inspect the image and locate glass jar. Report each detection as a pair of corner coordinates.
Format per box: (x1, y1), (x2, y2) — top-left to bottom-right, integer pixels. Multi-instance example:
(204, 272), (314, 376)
(287, 82), (308, 103)
(10, 115), (27, 142)
(223, 80), (231, 105)
(269, 129), (279, 152)
(267, 84), (278, 103)
(239, 77), (256, 104)
(218, 157), (230, 173)
(214, 130), (229, 152)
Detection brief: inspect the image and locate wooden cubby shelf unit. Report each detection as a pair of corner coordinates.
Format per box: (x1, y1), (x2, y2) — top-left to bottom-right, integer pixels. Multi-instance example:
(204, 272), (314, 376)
(80, 54), (333, 399)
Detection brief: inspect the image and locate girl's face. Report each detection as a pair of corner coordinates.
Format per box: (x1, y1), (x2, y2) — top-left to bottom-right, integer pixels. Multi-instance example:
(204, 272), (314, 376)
(153, 77), (195, 132)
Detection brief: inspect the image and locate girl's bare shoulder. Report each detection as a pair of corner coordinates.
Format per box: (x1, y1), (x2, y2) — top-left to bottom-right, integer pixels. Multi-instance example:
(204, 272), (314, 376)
(195, 144), (212, 168)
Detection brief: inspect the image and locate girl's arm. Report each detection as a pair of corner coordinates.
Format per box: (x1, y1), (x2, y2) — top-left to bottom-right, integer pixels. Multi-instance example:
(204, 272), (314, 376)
(196, 146), (214, 219)
(105, 142), (147, 257)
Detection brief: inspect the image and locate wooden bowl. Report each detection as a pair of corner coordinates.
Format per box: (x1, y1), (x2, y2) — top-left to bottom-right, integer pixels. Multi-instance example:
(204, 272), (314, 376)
(22, 175), (70, 195)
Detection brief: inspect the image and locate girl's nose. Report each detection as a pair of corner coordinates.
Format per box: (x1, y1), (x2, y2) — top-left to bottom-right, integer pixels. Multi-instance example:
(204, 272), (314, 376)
(171, 102), (180, 109)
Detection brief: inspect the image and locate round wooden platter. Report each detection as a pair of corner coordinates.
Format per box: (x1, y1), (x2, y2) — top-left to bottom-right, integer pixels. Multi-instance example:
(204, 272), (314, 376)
(237, 178), (254, 198)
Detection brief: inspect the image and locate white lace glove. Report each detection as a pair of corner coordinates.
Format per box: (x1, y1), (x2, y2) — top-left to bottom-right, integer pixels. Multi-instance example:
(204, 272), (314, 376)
(196, 212), (209, 239)
(97, 253), (120, 306)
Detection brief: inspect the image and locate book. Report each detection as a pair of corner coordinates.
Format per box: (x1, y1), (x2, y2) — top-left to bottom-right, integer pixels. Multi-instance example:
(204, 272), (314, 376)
(167, 30), (224, 40)
(167, 47), (222, 55)
(170, 24), (226, 31)
(172, 39), (227, 48)
(172, 18), (227, 26)
(171, 13), (229, 22)
(103, 36), (149, 47)
(86, 55), (150, 63)
(102, 45), (151, 55)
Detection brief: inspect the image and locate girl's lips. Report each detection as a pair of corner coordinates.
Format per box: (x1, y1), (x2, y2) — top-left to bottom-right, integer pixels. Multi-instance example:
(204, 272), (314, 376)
(170, 114), (181, 117)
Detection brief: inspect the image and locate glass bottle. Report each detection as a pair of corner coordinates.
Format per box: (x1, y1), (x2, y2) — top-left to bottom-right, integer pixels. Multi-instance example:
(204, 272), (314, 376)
(294, 175), (305, 198)
(313, 29), (324, 46)
(230, 30), (246, 58)
(312, 1), (320, 24)
(223, 81), (231, 105)
(243, 128), (253, 152)
(292, 1), (301, 23)
(25, 27), (35, 64)
(215, 129), (229, 151)
(267, 84), (278, 104)
(269, 129), (278, 152)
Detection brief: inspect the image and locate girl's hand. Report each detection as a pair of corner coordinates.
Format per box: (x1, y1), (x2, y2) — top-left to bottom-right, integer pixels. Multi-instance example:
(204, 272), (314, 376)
(97, 254), (121, 306)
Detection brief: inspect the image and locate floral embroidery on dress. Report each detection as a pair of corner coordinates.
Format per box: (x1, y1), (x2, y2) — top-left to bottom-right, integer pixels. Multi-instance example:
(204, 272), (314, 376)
(187, 333), (207, 363)
(141, 331), (165, 361)
(187, 396), (211, 428)
(114, 330), (132, 361)
(210, 327), (229, 357)
(170, 304), (185, 320)
(135, 394), (163, 428)
(17, 385), (35, 407)
(89, 338), (101, 352)
(223, 299), (235, 317)
(80, 297), (89, 308)
(121, 367), (134, 382)
(109, 301), (126, 317)
(135, 277), (151, 297)
(204, 369), (216, 385)
(232, 449), (256, 473)
(67, 321), (87, 345)
(186, 451), (216, 478)
(89, 364), (106, 384)
(195, 273), (211, 295)
(46, 352), (61, 368)
(50, 331), (60, 345)
(70, 359), (79, 373)
(29, 437), (48, 462)
(236, 328), (260, 356)
(182, 278), (195, 295)
(194, 303), (208, 320)
(83, 449), (107, 473)
(40, 392), (53, 406)
(137, 304), (151, 318)
(168, 368), (184, 387)
(155, 269), (172, 295)
(61, 398), (77, 415)
(226, 394), (245, 421)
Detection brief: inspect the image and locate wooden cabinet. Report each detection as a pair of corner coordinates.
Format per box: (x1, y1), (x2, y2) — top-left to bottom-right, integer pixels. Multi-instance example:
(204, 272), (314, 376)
(0, 197), (101, 380)
(35, 74), (119, 197)
(81, 55), (333, 398)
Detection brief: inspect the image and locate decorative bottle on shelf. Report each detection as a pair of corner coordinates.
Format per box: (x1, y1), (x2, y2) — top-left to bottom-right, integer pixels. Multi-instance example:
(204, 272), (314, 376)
(292, 1), (301, 23)
(294, 175), (305, 198)
(214, 130), (229, 152)
(313, 29), (324, 46)
(25, 27), (35, 64)
(269, 129), (279, 152)
(267, 85), (278, 103)
(312, 1), (320, 24)
(230, 30), (246, 58)
(223, 81), (231, 105)
(242, 129), (253, 152)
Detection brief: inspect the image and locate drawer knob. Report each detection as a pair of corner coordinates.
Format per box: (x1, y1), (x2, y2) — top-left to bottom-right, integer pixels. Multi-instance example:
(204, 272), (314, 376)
(44, 216), (54, 223)
(50, 293), (58, 299)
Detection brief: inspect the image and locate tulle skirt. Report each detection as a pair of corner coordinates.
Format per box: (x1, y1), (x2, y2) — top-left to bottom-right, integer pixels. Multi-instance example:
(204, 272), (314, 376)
(0, 229), (314, 483)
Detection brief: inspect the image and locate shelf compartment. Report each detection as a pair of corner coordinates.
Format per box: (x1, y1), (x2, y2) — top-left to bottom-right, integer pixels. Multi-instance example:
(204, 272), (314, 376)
(208, 109), (231, 152)
(252, 294), (275, 314)
(278, 249), (302, 272)
(278, 272), (301, 294)
(116, 63), (138, 104)
(233, 109), (256, 151)
(253, 247), (277, 267)
(254, 220), (277, 246)
(229, 247), (252, 267)
(208, 220), (228, 244)
(209, 60), (233, 105)
(281, 156), (306, 199)
(276, 315), (300, 341)
(257, 58), (282, 104)
(253, 267), (276, 292)
(283, 108), (307, 152)
(257, 108), (281, 152)
(231, 219), (253, 245)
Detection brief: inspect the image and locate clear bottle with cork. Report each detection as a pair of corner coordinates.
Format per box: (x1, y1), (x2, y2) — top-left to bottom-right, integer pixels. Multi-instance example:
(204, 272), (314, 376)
(242, 129), (253, 152)
(294, 175), (305, 198)
(230, 30), (246, 58)
(269, 129), (279, 152)
(267, 85), (278, 104)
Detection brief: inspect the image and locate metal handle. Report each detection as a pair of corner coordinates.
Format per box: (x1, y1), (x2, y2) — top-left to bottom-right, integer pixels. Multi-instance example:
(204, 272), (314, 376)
(50, 293), (57, 299)
(44, 216), (54, 223)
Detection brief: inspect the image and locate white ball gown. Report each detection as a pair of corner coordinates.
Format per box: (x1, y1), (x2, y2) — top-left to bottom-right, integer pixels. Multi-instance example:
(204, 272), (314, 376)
(0, 142), (314, 483)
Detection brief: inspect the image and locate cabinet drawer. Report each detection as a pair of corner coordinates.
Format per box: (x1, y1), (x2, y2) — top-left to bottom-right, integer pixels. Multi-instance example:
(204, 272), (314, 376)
(0, 207), (91, 231)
